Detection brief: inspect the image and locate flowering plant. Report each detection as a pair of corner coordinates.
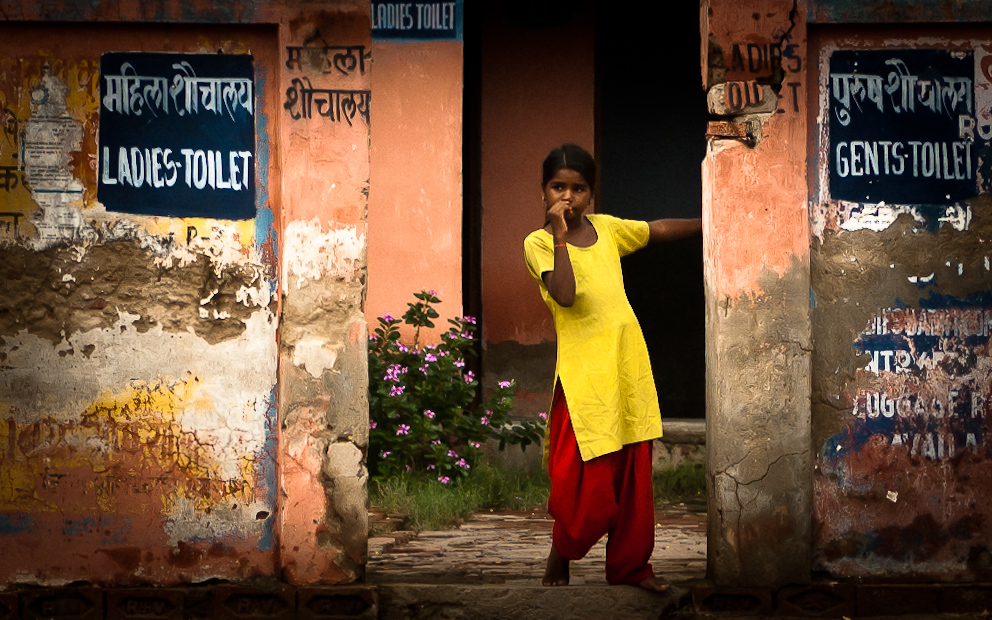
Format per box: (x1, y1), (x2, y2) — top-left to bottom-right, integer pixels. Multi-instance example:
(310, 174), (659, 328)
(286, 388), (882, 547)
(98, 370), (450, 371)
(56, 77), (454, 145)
(368, 290), (545, 483)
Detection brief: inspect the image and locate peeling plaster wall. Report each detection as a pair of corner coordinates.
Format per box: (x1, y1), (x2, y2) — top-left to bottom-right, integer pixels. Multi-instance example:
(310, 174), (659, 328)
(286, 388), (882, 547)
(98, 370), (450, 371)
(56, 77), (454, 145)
(810, 27), (992, 580)
(276, 7), (371, 586)
(1, 0), (372, 589)
(0, 23), (281, 586)
(702, 0), (813, 588)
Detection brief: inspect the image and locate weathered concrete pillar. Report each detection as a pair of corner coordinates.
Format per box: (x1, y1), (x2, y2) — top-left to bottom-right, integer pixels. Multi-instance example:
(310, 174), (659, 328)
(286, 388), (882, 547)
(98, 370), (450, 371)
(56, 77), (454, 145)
(701, 0), (813, 587)
(276, 5), (371, 585)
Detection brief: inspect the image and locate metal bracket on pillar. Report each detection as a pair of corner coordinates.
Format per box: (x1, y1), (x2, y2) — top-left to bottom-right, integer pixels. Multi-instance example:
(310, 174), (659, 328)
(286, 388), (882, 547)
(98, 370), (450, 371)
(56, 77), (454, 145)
(706, 120), (757, 147)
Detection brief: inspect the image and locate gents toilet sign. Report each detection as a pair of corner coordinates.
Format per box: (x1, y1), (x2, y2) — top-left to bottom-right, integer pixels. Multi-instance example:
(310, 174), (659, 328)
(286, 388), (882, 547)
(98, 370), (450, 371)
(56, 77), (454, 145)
(829, 49), (978, 206)
(98, 53), (255, 220)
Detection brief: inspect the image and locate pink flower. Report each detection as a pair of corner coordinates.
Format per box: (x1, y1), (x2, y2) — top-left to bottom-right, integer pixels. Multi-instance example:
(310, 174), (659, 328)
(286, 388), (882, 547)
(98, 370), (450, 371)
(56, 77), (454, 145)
(384, 364), (407, 382)
(369, 334), (377, 342)
(464, 371), (475, 384)
(396, 424), (410, 436)
(470, 441), (481, 449)
(425, 354), (437, 363)
(481, 417), (489, 426)
(438, 476), (450, 485)
(447, 450), (458, 458)
(462, 316), (477, 324)
(398, 344), (408, 352)
(381, 451), (391, 458)
(390, 385), (405, 396)
(456, 459), (470, 469)
(499, 380), (512, 389)
(432, 440), (441, 445)
(454, 360), (465, 368)
(381, 313), (394, 322)
(427, 464), (436, 470)
(424, 410), (435, 419)
(369, 420), (377, 429)
(538, 411), (548, 420)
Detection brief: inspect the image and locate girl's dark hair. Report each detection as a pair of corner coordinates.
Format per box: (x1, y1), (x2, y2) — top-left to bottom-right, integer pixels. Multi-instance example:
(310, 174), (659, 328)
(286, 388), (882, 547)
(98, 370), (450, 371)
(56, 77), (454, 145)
(542, 143), (596, 191)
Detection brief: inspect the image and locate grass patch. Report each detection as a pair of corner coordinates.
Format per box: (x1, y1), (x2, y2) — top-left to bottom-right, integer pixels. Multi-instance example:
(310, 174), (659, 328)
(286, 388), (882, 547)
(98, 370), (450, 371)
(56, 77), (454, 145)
(370, 463), (550, 531)
(653, 463), (706, 502)
(372, 462), (707, 531)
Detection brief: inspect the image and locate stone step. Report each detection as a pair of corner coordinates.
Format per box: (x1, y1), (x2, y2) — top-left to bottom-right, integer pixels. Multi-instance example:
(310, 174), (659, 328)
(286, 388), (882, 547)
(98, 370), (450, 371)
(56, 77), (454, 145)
(375, 582), (691, 620)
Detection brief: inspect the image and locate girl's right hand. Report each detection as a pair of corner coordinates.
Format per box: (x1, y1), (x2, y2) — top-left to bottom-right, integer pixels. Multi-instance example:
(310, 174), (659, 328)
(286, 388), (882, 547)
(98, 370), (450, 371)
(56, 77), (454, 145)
(546, 199), (571, 240)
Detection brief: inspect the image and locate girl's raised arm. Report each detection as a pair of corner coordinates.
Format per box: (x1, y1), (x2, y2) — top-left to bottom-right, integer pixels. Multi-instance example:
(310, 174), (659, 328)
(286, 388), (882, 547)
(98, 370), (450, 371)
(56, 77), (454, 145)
(647, 218), (702, 243)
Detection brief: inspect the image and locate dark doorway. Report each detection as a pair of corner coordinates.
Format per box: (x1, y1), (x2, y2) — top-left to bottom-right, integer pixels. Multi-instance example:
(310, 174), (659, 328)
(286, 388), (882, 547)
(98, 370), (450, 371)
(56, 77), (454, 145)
(595, 2), (707, 419)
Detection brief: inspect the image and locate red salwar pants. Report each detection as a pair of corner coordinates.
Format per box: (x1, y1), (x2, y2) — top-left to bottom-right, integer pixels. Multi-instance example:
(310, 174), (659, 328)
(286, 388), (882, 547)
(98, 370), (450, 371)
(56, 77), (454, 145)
(546, 382), (656, 585)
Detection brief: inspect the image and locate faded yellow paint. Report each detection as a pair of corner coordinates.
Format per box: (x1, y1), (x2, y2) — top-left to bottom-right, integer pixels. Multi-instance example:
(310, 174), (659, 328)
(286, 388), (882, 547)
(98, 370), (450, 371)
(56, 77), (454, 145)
(1, 381), (258, 514)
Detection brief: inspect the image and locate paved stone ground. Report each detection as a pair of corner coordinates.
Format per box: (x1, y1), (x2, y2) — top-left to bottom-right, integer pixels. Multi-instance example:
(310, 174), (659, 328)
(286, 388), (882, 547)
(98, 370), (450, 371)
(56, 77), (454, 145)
(367, 501), (707, 619)
(367, 500), (707, 588)
(366, 502), (985, 620)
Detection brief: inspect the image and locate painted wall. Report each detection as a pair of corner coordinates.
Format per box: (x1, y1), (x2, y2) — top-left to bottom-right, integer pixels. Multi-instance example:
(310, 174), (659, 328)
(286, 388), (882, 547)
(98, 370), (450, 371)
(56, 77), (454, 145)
(702, 0), (813, 588)
(809, 26), (992, 580)
(367, 39), (463, 343)
(704, 0), (992, 587)
(0, 22), (281, 585)
(478, 1), (596, 419)
(0, 1), (371, 587)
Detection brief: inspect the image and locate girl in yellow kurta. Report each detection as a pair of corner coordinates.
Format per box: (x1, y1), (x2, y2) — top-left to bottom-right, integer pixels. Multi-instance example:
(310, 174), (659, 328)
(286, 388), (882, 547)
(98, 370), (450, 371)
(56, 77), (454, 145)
(523, 143), (701, 592)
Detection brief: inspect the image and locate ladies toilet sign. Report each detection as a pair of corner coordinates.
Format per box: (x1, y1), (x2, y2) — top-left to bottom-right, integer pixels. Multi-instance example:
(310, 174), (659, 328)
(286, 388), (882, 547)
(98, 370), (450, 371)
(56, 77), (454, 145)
(98, 53), (255, 220)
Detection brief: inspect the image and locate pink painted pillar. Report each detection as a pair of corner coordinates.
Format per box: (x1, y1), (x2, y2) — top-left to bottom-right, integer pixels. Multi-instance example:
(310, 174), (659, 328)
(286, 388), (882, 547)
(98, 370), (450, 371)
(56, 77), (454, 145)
(276, 4), (371, 585)
(367, 40), (464, 343)
(702, 0), (813, 587)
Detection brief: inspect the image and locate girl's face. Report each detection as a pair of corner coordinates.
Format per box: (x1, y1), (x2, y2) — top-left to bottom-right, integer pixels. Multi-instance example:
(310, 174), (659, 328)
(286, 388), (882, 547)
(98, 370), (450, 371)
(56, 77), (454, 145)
(543, 168), (592, 221)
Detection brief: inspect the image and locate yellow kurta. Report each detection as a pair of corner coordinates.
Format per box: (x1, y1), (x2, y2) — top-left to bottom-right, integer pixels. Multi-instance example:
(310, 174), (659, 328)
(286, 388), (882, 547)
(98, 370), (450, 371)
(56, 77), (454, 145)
(523, 213), (662, 462)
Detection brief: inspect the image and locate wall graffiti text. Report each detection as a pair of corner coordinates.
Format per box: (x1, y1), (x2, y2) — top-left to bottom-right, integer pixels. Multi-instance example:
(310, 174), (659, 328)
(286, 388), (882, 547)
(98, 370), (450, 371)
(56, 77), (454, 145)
(285, 43), (366, 76)
(283, 78), (370, 126)
(843, 301), (992, 462)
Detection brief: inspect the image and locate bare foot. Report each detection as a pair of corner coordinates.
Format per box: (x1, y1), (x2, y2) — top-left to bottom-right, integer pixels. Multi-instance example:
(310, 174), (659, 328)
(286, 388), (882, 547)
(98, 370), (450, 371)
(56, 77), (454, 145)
(542, 545), (569, 586)
(637, 575), (670, 592)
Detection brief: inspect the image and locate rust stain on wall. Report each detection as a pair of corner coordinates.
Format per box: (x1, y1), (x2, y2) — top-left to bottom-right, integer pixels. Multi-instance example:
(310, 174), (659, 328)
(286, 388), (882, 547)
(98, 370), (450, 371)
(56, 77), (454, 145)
(811, 34), (992, 579)
(812, 205), (992, 579)
(0, 24), (284, 586)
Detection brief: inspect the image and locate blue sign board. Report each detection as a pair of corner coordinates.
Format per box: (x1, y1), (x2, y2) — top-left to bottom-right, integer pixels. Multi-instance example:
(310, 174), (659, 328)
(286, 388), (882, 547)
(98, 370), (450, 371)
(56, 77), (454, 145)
(829, 49), (979, 205)
(98, 53), (255, 220)
(372, 1), (462, 41)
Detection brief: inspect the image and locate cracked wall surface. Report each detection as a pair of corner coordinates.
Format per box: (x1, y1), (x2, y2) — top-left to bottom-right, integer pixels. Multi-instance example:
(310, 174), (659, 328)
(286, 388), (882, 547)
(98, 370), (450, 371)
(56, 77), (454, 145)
(275, 6), (371, 586)
(0, 23), (282, 586)
(703, 0), (812, 588)
(1, 2), (371, 588)
(810, 30), (992, 580)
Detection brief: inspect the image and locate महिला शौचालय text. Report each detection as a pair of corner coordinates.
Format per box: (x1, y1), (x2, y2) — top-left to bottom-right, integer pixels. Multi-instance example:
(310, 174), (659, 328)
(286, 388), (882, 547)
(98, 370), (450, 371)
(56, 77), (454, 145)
(100, 146), (252, 191)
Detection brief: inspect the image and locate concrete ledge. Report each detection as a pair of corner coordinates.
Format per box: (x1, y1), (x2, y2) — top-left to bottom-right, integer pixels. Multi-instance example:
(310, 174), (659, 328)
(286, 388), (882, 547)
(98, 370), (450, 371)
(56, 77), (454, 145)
(661, 419), (706, 445)
(377, 583), (688, 620)
(0, 585), (378, 620)
(656, 418), (706, 472)
(692, 581), (992, 617)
